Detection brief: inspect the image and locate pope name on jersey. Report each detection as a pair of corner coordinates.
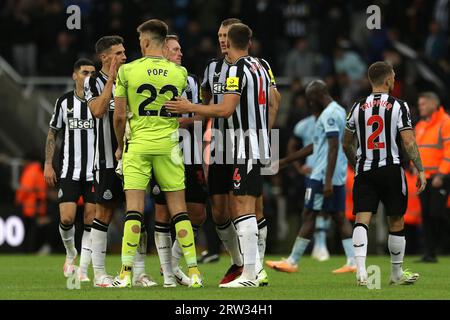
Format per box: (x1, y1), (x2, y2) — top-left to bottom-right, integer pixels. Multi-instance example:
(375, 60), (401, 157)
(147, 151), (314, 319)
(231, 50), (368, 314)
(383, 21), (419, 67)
(115, 57), (187, 155)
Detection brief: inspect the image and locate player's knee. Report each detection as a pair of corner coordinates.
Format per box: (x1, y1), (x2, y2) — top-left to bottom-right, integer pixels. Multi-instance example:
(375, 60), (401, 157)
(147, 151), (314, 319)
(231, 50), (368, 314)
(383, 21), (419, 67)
(191, 212), (206, 226)
(155, 206), (170, 223)
(60, 216), (75, 226)
(388, 216), (404, 231)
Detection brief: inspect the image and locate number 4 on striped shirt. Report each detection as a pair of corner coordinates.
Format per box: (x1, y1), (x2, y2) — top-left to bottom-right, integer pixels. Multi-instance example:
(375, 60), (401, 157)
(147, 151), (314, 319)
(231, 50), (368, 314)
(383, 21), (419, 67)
(258, 76), (266, 105)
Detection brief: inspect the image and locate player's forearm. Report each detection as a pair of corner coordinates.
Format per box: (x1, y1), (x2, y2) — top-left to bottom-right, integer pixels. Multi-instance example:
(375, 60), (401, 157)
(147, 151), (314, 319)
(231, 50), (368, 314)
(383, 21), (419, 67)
(404, 141), (424, 172)
(283, 143), (313, 164)
(325, 140), (338, 185)
(45, 129), (57, 165)
(114, 119), (125, 151)
(89, 79), (114, 118)
(202, 89), (212, 105)
(192, 103), (231, 118)
(343, 144), (357, 170)
(268, 88), (281, 130)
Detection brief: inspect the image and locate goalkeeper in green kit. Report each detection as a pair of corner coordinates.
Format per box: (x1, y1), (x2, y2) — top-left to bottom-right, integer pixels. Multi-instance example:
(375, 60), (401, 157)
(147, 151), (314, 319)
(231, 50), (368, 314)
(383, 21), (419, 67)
(112, 19), (202, 288)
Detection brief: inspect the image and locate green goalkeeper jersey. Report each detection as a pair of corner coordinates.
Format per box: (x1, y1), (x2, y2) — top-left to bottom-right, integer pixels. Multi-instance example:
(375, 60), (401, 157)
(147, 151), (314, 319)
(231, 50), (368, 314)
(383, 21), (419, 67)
(115, 56), (188, 154)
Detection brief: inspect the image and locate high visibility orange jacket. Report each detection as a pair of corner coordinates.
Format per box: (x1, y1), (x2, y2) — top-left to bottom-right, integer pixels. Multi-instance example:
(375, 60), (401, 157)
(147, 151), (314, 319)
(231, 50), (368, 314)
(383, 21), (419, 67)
(404, 170), (422, 225)
(415, 107), (450, 178)
(15, 162), (47, 218)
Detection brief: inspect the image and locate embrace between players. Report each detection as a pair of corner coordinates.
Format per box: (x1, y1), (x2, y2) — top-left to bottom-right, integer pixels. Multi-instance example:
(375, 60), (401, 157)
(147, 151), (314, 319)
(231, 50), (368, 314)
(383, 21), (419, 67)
(45, 18), (281, 289)
(45, 16), (425, 289)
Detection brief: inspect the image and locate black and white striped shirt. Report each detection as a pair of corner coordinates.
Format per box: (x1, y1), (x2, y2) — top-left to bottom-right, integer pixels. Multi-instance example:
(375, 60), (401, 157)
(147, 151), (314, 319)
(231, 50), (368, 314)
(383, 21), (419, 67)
(84, 71), (117, 170)
(346, 93), (412, 174)
(49, 91), (95, 181)
(224, 55), (271, 162)
(201, 58), (232, 155)
(201, 57), (275, 162)
(180, 73), (203, 165)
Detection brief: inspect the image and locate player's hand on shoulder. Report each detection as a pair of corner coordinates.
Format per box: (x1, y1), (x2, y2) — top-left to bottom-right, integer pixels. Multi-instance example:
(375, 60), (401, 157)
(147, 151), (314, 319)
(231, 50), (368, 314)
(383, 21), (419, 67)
(165, 96), (192, 114)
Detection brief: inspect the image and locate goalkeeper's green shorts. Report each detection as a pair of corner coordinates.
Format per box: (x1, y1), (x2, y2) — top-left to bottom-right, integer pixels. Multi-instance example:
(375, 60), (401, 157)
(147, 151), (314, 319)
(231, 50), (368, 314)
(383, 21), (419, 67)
(122, 149), (185, 191)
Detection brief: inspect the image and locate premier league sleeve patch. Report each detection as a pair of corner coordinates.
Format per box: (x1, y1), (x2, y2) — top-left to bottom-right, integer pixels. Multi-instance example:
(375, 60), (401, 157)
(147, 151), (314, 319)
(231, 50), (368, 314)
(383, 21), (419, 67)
(225, 77), (240, 91)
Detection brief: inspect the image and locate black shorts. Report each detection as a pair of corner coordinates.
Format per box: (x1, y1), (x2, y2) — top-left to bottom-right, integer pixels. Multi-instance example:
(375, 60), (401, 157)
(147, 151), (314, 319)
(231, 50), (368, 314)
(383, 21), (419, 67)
(231, 161), (263, 197)
(207, 163), (233, 195)
(58, 179), (95, 204)
(152, 164), (207, 205)
(94, 168), (124, 204)
(353, 165), (407, 216)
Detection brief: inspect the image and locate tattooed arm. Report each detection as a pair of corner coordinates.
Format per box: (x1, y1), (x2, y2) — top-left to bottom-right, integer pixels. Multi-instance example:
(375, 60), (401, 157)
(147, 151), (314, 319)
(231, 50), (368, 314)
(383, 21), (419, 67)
(44, 128), (58, 187)
(343, 129), (357, 170)
(400, 129), (427, 194)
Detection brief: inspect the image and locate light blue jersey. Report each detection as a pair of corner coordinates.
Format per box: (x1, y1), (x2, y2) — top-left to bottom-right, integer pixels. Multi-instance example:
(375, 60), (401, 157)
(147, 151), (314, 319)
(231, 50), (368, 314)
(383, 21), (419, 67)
(310, 101), (347, 185)
(293, 115), (316, 171)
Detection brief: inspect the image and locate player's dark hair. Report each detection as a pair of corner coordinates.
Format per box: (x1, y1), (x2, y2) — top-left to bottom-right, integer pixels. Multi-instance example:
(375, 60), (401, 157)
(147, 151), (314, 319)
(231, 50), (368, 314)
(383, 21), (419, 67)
(73, 58), (95, 71)
(367, 61), (393, 86)
(166, 34), (179, 42)
(137, 19), (168, 44)
(227, 23), (252, 50)
(221, 18), (241, 27)
(95, 35), (124, 54)
(418, 91), (440, 106)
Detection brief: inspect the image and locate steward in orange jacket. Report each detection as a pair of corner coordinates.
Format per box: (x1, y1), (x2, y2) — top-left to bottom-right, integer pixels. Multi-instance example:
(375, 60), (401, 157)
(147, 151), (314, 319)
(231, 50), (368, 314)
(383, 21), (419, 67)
(15, 161), (47, 218)
(415, 107), (450, 178)
(414, 92), (449, 262)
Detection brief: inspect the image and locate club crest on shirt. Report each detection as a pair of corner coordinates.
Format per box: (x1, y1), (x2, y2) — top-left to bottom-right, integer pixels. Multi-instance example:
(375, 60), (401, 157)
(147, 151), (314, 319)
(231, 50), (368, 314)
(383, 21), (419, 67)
(58, 189), (63, 198)
(327, 118), (335, 126)
(109, 99), (115, 111)
(103, 189), (113, 200)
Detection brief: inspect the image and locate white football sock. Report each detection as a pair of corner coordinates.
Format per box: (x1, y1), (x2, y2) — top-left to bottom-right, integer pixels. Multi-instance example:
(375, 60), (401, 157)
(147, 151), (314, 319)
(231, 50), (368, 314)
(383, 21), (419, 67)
(353, 224), (368, 278)
(134, 228), (147, 279)
(287, 237), (310, 265)
(388, 232), (406, 281)
(79, 226), (92, 275)
(154, 222), (173, 285)
(216, 220), (243, 266)
(59, 223), (77, 259)
(91, 219), (109, 278)
(234, 215), (258, 280)
(257, 218), (267, 267)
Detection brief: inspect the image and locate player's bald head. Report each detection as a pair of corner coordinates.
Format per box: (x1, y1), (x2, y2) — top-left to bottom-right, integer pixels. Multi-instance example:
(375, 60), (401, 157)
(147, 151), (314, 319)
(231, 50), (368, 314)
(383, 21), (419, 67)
(305, 80), (329, 97)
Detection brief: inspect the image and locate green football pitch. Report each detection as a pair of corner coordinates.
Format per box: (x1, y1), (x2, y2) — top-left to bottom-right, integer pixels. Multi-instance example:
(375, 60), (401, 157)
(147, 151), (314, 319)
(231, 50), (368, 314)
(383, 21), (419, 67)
(0, 254), (449, 300)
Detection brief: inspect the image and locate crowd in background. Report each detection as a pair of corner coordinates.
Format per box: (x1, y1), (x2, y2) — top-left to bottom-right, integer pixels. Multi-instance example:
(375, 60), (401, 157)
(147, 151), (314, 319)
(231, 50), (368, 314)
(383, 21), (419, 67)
(1, 0), (449, 255)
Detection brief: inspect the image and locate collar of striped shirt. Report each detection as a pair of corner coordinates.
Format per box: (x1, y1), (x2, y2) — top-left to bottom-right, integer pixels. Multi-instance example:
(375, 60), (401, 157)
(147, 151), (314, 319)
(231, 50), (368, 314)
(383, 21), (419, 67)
(73, 90), (86, 102)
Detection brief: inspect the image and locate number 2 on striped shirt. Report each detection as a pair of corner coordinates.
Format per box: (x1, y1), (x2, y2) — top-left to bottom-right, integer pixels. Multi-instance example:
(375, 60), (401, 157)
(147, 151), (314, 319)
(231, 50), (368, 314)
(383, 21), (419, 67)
(367, 115), (385, 150)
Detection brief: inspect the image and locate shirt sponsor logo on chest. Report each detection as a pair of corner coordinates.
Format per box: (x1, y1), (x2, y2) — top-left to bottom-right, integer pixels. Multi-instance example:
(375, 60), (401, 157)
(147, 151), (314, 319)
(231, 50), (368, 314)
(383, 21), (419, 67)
(68, 118), (94, 130)
(213, 82), (225, 94)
